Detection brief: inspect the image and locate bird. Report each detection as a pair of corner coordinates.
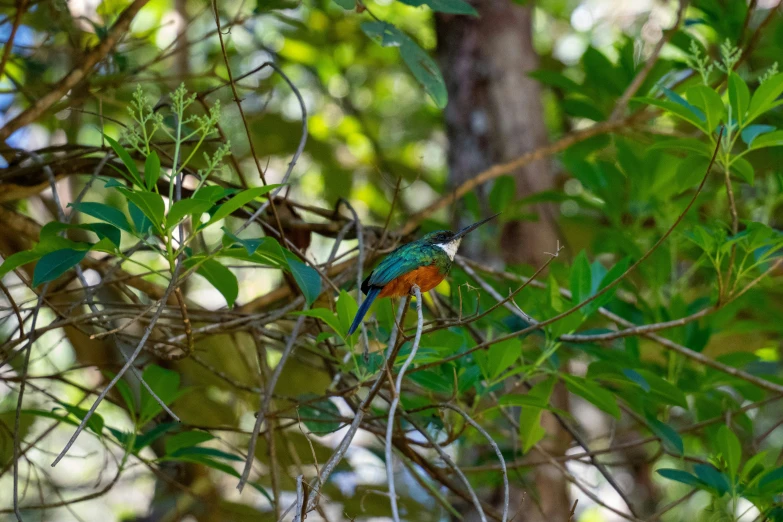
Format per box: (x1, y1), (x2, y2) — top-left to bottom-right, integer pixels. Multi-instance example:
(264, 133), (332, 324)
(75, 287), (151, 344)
(347, 213), (499, 336)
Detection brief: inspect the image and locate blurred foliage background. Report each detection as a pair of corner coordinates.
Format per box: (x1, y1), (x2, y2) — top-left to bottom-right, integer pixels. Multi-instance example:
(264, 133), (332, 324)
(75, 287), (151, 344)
(1, 0), (783, 521)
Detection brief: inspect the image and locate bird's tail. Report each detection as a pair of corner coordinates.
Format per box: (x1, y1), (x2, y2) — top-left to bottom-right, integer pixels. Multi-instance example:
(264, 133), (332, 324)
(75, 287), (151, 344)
(347, 287), (380, 336)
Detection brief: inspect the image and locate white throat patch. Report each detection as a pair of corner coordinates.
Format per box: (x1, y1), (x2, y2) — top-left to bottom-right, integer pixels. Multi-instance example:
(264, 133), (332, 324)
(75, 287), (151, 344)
(435, 239), (462, 261)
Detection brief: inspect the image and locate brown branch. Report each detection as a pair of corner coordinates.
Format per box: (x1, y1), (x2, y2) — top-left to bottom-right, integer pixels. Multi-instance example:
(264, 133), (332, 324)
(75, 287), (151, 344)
(0, 0), (29, 80)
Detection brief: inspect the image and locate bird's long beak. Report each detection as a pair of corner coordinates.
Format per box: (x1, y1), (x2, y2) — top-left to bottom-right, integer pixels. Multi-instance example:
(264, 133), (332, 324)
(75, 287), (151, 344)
(451, 213), (500, 241)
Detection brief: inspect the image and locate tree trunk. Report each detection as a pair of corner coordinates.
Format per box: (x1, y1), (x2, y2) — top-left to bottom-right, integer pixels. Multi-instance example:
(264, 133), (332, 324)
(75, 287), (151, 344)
(436, 2), (569, 520)
(436, 0), (558, 266)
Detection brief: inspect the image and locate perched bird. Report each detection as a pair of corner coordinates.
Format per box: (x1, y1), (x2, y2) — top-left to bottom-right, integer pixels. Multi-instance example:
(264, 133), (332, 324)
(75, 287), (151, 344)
(347, 214), (499, 335)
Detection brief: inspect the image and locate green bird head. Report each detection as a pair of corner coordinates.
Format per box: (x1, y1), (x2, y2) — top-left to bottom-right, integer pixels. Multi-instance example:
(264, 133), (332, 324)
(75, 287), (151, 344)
(421, 213), (499, 260)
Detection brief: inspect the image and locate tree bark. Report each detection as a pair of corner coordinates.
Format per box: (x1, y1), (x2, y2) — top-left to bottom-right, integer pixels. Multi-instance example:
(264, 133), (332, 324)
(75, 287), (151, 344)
(436, 2), (569, 520)
(436, 0), (558, 266)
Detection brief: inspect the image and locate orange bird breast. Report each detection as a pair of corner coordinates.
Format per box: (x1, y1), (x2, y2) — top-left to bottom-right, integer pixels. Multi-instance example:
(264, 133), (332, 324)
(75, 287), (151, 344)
(379, 264), (445, 298)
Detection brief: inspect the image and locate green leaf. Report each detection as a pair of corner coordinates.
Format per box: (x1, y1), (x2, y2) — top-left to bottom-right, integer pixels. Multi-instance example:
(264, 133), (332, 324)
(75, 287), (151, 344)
(758, 466), (783, 492)
(56, 403), (104, 435)
(133, 422), (178, 451)
(486, 339), (522, 381)
(622, 369), (650, 392)
(220, 227), (262, 255)
(399, 36), (447, 108)
(407, 369), (454, 393)
(361, 22), (447, 108)
(634, 370), (687, 408)
(104, 135), (142, 186)
(489, 176), (515, 215)
(193, 185), (233, 204)
(293, 308), (342, 337)
(730, 157), (754, 185)
(283, 251), (321, 307)
(648, 138), (713, 157)
(204, 185), (281, 227)
(518, 377), (555, 453)
(139, 365), (180, 425)
(581, 257), (631, 316)
(740, 124), (775, 146)
(717, 425), (742, 480)
(144, 151), (161, 191)
(32, 248), (88, 286)
(570, 251), (592, 307)
(747, 73), (783, 124)
(498, 394), (550, 408)
(165, 431), (215, 455)
(687, 85), (724, 132)
(86, 223), (121, 247)
(167, 199), (213, 230)
(728, 72), (750, 125)
(129, 201), (153, 235)
(528, 70), (583, 93)
(123, 190), (165, 233)
(563, 375), (620, 418)
(657, 468), (703, 487)
(336, 290), (358, 338)
(562, 97), (605, 121)
(634, 96), (707, 132)
(397, 0), (478, 16)
(170, 446), (243, 461)
(694, 464), (730, 496)
(647, 415), (683, 455)
(185, 257), (238, 308)
(297, 396), (342, 434)
(332, 0), (354, 8)
(748, 129), (783, 150)
(69, 202), (133, 232)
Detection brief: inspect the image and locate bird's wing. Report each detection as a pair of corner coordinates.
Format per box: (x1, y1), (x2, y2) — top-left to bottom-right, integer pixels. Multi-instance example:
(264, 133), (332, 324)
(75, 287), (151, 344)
(365, 243), (437, 288)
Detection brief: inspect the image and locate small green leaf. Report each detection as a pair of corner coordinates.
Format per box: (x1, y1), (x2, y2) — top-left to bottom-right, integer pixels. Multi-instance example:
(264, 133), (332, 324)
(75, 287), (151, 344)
(748, 129), (783, 151)
(485, 338), (522, 381)
(647, 415), (683, 455)
(293, 308), (342, 337)
(185, 257), (238, 308)
(204, 185), (281, 227)
(86, 223), (121, 247)
(563, 375), (620, 418)
(686, 85), (725, 131)
(139, 364), (180, 425)
(622, 369), (650, 392)
(129, 201), (153, 235)
(361, 21), (447, 108)
(283, 251), (321, 307)
(489, 176), (515, 215)
(297, 396), (343, 434)
(657, 468), (703, 487)
(69, 201), (133, 232)
(570, 250), (592, 307)
(717, 425), (742, 480)
(498, 394), (550, 408)
(104, 135), (142, 186)
(728, 72), (750, 125)
(32, 248), (88, 286)
(337, 290), (359, 338)
(144, 151), (161, 191)
(741, 124), (775, 146)
(123, 190), (165, 233)
(581, 257), (631, 317)
(747, 73), (783, 124)
(648, 138), (713, 157)
(758, 466), (783, 492)
(165, 431), (215, 455)
(399, 37), (447, 108)
(397, 0), (478, 16)
(518, 377), (555, 452)
(220, 227), (262, 255)
(634, 96), (707, 132)
(332, 0), (354, 8)
(730, 157), (754, 185)
(57, 403), (104, 435)
(167, 199), (213, 229)
(694, 464), (730, 496)
(170, 446), (243, 461)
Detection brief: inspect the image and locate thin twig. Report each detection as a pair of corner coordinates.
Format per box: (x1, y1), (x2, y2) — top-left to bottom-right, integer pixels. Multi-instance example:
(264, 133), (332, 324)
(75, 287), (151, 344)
(237, 314), (305, 492)
(386, 285), (423, 521)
